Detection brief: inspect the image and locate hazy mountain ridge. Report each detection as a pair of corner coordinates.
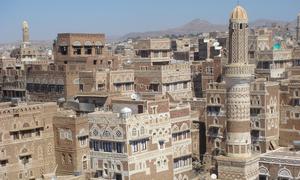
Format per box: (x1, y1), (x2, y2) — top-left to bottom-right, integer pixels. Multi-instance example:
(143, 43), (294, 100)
(116, 18), (297, 41)
(1, 19), (297, 45)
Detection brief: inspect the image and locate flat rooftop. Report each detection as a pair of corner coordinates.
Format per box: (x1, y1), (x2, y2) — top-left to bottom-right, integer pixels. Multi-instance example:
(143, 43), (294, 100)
(260, 147), (300, 163)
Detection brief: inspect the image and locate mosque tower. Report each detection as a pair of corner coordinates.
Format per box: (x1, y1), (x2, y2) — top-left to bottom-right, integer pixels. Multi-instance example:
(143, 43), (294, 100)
(297, 13), (300, 44)
(215, 5), (259, 180)
(22, 21), (30, 47)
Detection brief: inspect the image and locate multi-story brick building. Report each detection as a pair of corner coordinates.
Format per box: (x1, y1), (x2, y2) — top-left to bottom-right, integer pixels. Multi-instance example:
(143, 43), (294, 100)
(205, 82), (226, 157)
(0, 101), (57, 179)
(53, 109), (90, 177)
(250, 78), (280, 153)
(0, 57), (25, 101)
(53, 33), (120, 70)
(85, 96), (193, 180)
(76, 69), (135, 108)
(134, 38), (171, 67)
(134, 63), (193, 101)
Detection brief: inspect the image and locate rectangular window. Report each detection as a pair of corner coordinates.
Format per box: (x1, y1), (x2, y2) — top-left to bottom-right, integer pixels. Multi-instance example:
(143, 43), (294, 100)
(141, 140), (147, 150)
(149, 84), (159, 92)
(159, 140), (164, 149)
(166, 85), (170, 91)
(140, 50), (149, 58)
(79, 84), (84, 92)
(59, 46), (68, 55)
(84, 46), (92, 55)
(183, 82), (188, 89)
(73, 47), (81, 55)
(103, 142), (112, 152)
(0, 160), (8, 167)
(116, 142), (123, 153)
(172, 134), (177, 141)
(162, 51), (168, 57)
(97, 84), (105, 91)
(115, 84), (122, 91)
(95, 46), (102, 55)
(132, 141), (139, 152)
(138, 105), (144, 114)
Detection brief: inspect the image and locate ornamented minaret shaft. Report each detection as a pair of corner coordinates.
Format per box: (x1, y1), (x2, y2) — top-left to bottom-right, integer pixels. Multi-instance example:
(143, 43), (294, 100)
(224, 5), (254, 158)
(216, 6), (258, 180)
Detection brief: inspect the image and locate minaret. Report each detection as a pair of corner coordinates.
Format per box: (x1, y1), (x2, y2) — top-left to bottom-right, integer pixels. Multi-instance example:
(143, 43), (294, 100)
(216, 5), (259, 180)
(297, 13), (300, 44)
(22, 21), (30, 45)
(225, 5), (253, 158)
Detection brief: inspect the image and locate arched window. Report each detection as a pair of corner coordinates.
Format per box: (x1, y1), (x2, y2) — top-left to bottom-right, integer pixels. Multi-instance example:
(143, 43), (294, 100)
(68, 154), (72, 164)
(23, 123), (30, 128)
(62, 153), (66, 165)
(103, 130), (111, 137)
(278, 167), (292, 180)
(82, 155), (87, 170)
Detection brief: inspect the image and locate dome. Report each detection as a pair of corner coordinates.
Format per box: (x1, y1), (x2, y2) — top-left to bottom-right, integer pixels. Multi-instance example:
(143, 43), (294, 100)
(22, 21), (29, 29)
(120, 107), (132, 114)
(230, 5), (248, 22)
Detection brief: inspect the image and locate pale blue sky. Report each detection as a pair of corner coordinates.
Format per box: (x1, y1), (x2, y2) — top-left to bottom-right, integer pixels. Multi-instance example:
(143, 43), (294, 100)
(0, 0), (299, 43)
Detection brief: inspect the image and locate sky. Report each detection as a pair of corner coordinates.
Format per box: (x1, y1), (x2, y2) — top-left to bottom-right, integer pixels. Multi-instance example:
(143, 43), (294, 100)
(0, 0), (299, 43)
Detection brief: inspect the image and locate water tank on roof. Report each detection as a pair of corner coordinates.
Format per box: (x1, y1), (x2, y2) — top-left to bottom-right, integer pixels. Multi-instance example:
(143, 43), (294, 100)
(120, 107), (132, 119)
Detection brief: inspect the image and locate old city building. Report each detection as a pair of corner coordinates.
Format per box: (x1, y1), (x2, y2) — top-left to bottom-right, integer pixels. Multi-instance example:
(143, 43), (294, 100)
(0, 57), (25, 101)
(250, 78), (280, 153)
(76, 69), (135, 108)
(0, 101), (57, 180)
(2, 3), (300, 180)
(133, 38), (171, 67)
(87, 96), (193, 180)
(134, 63), (193, 101)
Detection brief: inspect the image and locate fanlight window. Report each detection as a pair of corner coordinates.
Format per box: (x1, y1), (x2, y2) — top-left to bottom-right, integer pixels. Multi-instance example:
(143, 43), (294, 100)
(103, 130), (111, 137)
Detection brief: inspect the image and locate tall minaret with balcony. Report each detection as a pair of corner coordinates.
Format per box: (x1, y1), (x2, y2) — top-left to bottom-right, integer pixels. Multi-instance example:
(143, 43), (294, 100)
(225, 5), (253, 158)
(216, 5), (259, 180)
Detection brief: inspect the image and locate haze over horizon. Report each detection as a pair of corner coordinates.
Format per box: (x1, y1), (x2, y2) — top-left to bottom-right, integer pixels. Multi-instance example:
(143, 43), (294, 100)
(0, 0), (299, 43)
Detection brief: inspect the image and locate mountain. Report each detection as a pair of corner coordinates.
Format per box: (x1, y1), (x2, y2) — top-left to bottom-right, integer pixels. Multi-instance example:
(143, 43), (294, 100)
(250, 18), (297, 29)
(116, 18), (297, 42)
(119, 19), (227, 41)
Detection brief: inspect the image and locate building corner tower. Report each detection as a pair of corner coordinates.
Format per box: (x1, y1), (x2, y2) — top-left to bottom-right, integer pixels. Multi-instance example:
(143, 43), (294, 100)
(215, 5), (259, 180)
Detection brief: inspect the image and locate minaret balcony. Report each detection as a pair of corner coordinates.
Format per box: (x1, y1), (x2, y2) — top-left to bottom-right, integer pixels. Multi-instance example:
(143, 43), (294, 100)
(224, 64), (255, 78)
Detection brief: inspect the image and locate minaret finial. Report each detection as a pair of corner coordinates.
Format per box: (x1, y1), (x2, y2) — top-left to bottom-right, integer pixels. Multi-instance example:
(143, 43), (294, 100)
(237, 0), (240, 5)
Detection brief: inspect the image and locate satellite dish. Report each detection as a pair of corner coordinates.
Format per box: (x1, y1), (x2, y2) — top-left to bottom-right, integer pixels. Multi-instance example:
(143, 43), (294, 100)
(130, 93), (140, 100)
(211, 174), (217, 179)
